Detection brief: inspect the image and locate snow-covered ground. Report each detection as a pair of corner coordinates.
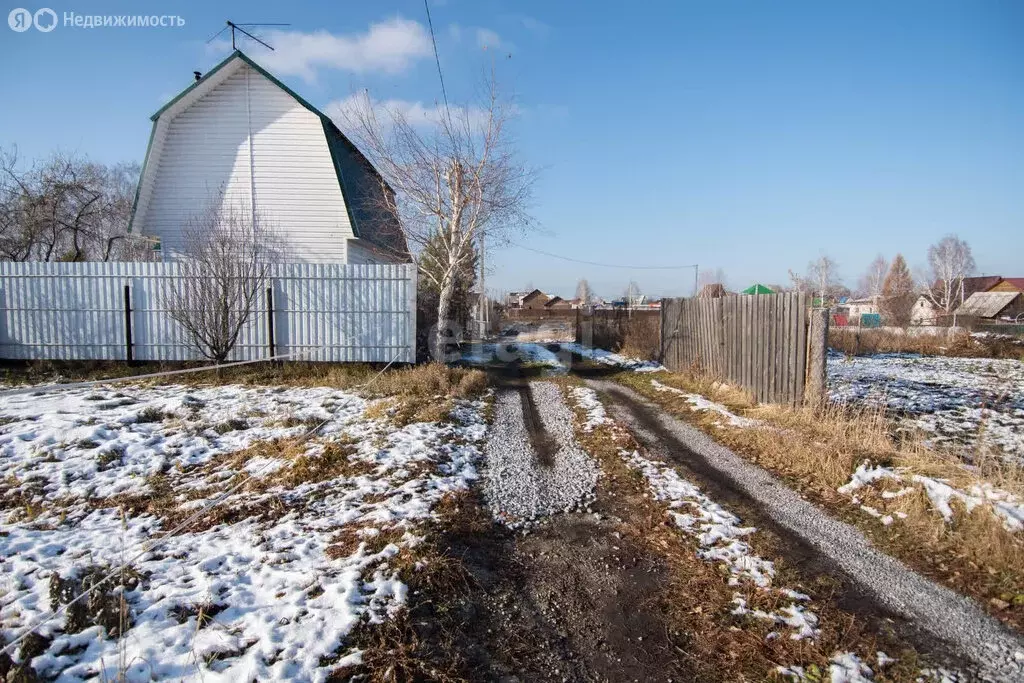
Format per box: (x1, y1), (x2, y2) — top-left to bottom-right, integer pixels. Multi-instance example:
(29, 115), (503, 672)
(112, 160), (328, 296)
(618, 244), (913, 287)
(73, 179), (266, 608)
(828, 351), (1024, 464)
(0, 382), (487, 681)
(460, 340), (664, 373)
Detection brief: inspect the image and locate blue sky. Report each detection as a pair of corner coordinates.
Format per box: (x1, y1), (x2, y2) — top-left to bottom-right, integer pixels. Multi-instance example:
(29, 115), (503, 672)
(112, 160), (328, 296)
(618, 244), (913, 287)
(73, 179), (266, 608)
(2, 0), (1022, 299)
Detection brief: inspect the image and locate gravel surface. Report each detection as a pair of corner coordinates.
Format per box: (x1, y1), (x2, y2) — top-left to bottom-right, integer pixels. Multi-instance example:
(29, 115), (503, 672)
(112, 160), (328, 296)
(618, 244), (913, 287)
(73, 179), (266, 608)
(588, 378), (1024, 682)
(482, 382), (600, 528)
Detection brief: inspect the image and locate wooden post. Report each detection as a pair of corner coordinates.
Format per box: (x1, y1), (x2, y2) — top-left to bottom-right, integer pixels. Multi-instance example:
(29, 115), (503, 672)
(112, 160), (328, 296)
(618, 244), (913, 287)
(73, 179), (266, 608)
(804, 307), (829, 410)
(123, 284), (133, 363)
(266, 286), (276, 359)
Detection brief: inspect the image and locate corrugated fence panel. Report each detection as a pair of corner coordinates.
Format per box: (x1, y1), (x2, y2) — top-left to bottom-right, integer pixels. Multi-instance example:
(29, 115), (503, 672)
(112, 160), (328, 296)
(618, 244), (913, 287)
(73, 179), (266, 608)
(0, 261), (415, 363)
(660, 292), (812, 405)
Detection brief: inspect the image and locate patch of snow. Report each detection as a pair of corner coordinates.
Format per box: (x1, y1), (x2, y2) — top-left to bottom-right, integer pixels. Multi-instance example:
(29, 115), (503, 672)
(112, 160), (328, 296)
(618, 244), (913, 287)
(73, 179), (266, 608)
(836, 460), (1024, 533)
(621, 449), (819, 640)
(570, 386), (608, 431)
(650, 379), (760, 428)
(0, 383), (489, 681)
(558, 342), (666, 372)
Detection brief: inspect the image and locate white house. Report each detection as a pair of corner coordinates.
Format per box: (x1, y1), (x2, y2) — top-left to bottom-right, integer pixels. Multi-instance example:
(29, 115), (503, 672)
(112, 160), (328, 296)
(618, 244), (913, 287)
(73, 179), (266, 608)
(129, 50), (409, 264)
(845, 296), (880, 320)
(910, 295), (940, 325)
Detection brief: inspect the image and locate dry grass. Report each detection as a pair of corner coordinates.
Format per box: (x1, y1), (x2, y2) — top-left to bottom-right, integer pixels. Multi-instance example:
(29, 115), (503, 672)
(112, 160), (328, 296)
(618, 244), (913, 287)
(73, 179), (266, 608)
(327, 489), (489, 682)
(615, 370), (1024, 633)
(0, 359), (491, 399)
(560, 382), (922, 681)
(830, 328), (1024, 360)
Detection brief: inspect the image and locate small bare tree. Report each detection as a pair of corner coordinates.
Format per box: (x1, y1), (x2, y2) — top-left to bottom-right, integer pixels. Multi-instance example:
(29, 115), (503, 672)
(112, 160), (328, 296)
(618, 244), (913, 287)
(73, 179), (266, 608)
(340, 76), (534, 356)
(922, 234), (975, 314)
(806, 254), (840, 304)
(857, 254), (888, 298)
(697, 267), (727, 290)
(167, 200), (278, 363)
(575, 279), (594, 306)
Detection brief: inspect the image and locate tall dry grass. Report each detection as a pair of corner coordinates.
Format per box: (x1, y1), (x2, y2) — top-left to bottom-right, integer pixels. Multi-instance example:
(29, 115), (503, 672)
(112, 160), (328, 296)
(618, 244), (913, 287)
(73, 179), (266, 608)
(830, 328), (1024, 360)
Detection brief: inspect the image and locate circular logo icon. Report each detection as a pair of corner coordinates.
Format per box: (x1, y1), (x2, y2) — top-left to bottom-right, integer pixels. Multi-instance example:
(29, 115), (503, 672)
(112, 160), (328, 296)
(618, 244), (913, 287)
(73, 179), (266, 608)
(8, 7), (32, 32)
(34, 8), (57, 32)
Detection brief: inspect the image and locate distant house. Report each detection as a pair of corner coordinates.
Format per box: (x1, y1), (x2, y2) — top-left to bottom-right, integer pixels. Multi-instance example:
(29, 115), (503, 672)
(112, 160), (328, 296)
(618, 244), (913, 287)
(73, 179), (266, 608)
(954, 291), (1024, 321)
(505, 292), (526, 309)
(987, 278), (1024, 293)
(130, 50), (409, 264)
(910, 295), (941, 325)
(520, 289), (552, 310)
(846, 296), (880, 319)
(962, 276), (1005, 299)
(741, 284), (774, 295)
(545, 296), (571, 310)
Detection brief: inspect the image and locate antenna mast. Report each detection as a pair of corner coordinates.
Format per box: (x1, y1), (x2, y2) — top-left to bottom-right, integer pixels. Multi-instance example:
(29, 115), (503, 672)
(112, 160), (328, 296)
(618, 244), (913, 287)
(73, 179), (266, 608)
(206, 20), (290, 51)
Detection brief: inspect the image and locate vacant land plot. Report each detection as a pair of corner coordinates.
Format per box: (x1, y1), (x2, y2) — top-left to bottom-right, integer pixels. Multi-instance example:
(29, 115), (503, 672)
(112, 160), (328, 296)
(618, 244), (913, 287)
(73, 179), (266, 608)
(828, 350), (1024, 464)
(0, 372), (487, 681)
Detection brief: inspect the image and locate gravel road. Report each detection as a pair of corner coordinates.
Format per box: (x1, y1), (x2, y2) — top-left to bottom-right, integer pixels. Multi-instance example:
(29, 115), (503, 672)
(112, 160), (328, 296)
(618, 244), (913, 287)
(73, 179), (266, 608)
(482, 382), (600, 528)
(588, 378), (1024, 682)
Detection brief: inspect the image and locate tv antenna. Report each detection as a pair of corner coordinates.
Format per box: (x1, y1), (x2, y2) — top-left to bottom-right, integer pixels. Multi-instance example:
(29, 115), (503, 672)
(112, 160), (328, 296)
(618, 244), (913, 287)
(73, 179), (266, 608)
(207, 21), (290, 51)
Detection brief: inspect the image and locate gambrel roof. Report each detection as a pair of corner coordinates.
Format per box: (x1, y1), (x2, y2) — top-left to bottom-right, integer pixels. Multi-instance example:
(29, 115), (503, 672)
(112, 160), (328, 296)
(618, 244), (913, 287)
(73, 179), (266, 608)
(130, 50), (409, 261)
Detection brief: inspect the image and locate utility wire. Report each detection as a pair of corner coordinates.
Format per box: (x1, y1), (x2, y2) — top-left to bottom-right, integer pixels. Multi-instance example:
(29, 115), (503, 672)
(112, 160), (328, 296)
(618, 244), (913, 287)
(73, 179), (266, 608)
(508, 241), (698, 271)
(422, 0), (451, 116)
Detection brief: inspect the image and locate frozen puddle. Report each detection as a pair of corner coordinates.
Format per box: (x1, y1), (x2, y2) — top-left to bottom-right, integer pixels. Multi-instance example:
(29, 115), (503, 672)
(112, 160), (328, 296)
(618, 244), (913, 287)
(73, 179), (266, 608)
(482, 382), (600, 528)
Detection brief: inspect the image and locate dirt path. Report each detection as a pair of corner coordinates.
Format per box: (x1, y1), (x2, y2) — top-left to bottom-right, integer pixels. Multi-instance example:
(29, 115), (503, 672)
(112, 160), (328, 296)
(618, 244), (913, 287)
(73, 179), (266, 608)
(587, 378), (1024, 681)
(437, 382), (687, 682)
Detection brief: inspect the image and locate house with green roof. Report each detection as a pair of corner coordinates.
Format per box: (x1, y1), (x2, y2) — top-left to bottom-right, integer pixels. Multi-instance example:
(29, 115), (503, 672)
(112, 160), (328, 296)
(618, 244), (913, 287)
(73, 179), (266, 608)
(130, 50), (410, 264)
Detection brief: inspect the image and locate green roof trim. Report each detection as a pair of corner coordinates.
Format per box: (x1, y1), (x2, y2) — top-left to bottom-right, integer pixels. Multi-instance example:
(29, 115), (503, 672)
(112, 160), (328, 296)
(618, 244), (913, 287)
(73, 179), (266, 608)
(127, 121), (157, 234)
(741, 284), (774, 295)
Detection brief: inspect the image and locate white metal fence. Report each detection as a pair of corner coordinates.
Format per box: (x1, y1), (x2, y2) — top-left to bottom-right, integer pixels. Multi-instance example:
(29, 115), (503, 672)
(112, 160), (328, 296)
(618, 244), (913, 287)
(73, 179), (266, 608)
(0, 262), (416, 363)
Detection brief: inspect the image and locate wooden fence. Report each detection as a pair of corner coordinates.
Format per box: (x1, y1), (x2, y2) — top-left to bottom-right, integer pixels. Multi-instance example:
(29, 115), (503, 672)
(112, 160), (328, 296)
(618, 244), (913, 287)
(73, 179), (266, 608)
(0, 261), (416, 363)
(660, 293), (827, 405)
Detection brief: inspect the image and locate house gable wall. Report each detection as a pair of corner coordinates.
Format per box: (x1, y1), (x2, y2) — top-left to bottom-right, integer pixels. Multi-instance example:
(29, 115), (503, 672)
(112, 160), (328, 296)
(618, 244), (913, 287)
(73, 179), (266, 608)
(138, 63), (352, 262)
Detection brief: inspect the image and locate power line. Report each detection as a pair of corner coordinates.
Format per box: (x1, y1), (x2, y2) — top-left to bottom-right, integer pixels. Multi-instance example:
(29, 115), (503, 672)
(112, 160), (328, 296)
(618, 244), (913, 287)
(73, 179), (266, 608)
(508, 241), (698, 271)
(422, 0), (450, 115)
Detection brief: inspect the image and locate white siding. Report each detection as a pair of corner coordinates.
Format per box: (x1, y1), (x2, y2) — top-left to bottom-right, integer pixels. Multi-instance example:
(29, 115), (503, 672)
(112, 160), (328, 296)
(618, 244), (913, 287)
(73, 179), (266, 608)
(137, 63), (352, 262)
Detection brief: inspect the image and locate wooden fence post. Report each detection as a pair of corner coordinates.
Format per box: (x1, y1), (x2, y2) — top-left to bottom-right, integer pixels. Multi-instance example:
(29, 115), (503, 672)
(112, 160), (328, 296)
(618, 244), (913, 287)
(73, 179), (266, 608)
(123, 284), (133, 363)
(804, 307), (829, 410)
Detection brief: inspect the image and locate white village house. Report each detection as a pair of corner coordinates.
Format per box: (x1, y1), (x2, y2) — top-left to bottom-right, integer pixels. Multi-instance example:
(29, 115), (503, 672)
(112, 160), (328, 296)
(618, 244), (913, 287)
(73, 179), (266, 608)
(129, 50), (410, 264)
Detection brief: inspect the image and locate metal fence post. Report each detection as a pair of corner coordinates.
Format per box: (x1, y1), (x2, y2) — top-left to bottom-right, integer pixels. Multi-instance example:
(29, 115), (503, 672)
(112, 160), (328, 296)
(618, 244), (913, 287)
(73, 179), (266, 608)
(266, 285), (276, 359)
(123, 284), (133, 363)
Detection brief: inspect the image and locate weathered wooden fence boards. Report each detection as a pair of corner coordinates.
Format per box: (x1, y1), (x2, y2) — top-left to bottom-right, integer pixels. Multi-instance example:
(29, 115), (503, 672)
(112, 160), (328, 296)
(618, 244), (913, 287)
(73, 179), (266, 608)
(0, 262), (416, 363)
(660, 293), (812, 405)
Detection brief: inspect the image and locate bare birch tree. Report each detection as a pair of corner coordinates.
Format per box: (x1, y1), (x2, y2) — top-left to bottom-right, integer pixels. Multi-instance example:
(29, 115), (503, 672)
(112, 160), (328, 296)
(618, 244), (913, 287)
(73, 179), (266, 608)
(857, 254), (888, 298)
(339, 77), (534, 356)
(575, 279), (594, 306)
(922, 234), (975, 314)
(167, 199), (279, 363)
(806, 254), (840, 303)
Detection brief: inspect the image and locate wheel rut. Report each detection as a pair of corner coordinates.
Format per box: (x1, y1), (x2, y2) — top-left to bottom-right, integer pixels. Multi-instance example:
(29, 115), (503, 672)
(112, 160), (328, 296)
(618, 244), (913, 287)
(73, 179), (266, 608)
(586, 377), (1024, 681)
